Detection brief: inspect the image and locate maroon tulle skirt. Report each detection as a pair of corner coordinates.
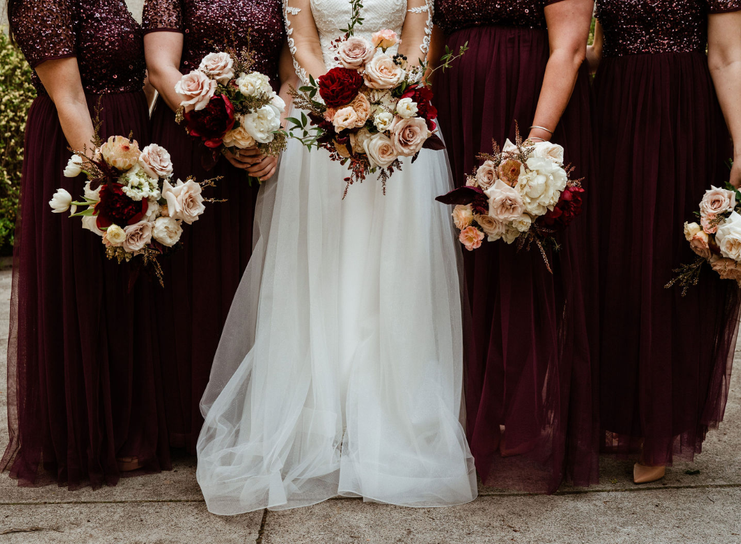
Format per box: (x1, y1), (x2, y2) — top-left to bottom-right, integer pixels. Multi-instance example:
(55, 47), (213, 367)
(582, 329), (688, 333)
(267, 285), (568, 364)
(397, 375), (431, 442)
(1, 92), (171, 489)
(149, 98), (258, 454)
(434, 26), (599, 493)
(594, 51), (741, 466)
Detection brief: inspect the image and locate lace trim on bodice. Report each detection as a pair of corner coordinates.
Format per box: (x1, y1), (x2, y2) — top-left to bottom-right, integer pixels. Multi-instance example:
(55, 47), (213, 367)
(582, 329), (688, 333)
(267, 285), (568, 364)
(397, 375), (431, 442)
(283, 3), (310, 85)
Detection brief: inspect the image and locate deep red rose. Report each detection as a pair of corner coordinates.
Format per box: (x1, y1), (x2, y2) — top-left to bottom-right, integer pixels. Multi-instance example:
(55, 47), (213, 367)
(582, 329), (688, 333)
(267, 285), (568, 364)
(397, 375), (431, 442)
(318, 68), (363, 108)
(95, 183), (148, 229)
(401, 85), (438, 131)
(542, 185), (585, 230)
(183, 94), (235, 149)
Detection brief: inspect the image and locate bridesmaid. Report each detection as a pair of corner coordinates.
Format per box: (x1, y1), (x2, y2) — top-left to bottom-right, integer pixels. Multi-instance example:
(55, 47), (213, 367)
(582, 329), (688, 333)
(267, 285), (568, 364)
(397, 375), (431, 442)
(432, 0), (599, 493)
(1, 0), (170, 488)
(142, 0), (286, 453)
(588, 1), (741, 483)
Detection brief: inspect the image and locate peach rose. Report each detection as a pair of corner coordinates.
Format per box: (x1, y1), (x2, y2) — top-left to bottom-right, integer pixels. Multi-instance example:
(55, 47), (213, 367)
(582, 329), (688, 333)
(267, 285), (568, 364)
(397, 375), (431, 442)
(338, 36), (375, 69)
(332, 106), (360, 132)
(700, 186), (736, 218)
(485, 180), (526, 222)
(139, 143), (173, 179)
(363, 133), (397, 168)
(475, 214), (506, 241)
(710, 256), (741, 283)
(223, 124), (257, 149)
(123, 220), (154, 253)
(459, 226), (485, 251)
(363, 54), (403, 90)
(475, 161), (498, 190)
(371, 29), (398, 50)
(198, 52), (234, 84)
(452, 205), (473, 230)
(689, 230), (712, 260)
(162, 179), (206, 225)
(498, 159), (522, 187)
(101, 136), (140, 171)
(350, 94), (371, 127)
(175, 70), (217, 112)
(390, 117), (430, 157)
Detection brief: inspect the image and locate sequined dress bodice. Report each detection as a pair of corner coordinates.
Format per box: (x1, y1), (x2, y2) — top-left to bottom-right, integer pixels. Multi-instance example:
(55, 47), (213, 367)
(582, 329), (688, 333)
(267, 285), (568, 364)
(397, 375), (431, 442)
(433, 0), (564, 33)
(596, 0), (741, 57)
(142, 0), (284, 83)
(10, 0), (145, 95)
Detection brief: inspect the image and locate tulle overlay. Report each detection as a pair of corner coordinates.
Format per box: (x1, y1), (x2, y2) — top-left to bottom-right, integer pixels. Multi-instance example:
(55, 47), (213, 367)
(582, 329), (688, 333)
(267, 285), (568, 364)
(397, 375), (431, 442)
(2, 93), (171, 489)
(196, 112), (478, 514)
(149, 98), (260, 453)
(434, 26), (599, 493)
(595, 52), (741, 465)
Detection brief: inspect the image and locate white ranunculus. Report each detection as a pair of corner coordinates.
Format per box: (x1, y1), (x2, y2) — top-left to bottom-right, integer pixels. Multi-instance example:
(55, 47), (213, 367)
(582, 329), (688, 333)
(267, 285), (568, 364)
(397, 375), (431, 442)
(237, 72), (273, 100)
(49, 188), (72, 213)
(64, 155), (84, 177)
(242, 103), (282, 144)
(716, 211), (741, 262)
(395, 97), (418, 119)
(502, 225), (521, 245)
(530, 141), (565, 164)
(373, 111), (394, 132)
(152, 216), (183, 247)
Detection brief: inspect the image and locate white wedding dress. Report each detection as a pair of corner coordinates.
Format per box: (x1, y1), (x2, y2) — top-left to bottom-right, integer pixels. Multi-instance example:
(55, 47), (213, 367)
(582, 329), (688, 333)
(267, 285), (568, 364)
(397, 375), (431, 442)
(196, 0), (477, 515)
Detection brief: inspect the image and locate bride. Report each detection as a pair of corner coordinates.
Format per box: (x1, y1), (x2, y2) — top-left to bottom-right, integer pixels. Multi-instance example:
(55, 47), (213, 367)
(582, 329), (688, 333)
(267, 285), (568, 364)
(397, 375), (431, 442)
(196, 0), (477, 515)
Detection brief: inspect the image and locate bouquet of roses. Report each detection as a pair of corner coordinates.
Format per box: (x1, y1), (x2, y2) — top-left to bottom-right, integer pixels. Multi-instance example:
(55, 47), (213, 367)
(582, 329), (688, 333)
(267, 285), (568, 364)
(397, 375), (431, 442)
(436, 132), (584, 272)
(666, 181), (741, 295)
(289, 0), (466, 195)
(175, 49), (287, 175)
(49, 133), (217, 286)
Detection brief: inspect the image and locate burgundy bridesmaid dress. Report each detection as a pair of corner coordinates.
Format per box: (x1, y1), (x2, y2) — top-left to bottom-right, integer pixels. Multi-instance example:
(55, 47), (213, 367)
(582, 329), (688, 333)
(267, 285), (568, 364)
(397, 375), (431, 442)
(595, 0), (741, 466)
(142, 0), (284, 454)
(433, 0), (599, 493)
(1, 0), (170, 489)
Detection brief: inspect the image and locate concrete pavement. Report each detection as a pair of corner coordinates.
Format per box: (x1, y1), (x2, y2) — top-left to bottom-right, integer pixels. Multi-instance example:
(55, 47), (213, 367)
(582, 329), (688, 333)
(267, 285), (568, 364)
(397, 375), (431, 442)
(0, 267), (740, 543)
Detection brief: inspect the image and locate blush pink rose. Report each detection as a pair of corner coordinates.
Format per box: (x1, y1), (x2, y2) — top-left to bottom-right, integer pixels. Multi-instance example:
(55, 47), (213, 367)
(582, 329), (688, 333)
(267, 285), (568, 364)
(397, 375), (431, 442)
(390, 117), (430, 157)
(139, 144), (174, 179)
(475, 214), (506, 240)
(198, 52), (234, 84)
(689, 231), (712, 260)
(363, 54), (403, 90)
(175, 70), (217, 112)
(475, 161), (498, 190)
(459, 226), (485, 251)
(486, 180), (526, 222)
(162, 179), (206, 225)
(371, 29), (399, 50)
(338, 37), (375, 69)
(332, 106), (360, 132)
(363, 133), (397, 168)
(700, 186), (736, 218)
(123, 220), (154, 253)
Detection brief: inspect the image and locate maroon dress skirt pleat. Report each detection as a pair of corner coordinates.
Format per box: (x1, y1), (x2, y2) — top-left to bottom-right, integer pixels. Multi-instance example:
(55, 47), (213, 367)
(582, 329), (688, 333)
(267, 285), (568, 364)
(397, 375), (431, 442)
(434, 25), (600, 493)
(595, 51), (741, 465)
(2, 92), (171, 489)
(149, 97), (258, 454)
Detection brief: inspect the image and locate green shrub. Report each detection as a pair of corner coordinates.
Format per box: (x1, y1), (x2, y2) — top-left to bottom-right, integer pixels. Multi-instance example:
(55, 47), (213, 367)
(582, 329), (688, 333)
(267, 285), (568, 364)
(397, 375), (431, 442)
(0, 29), (35, 255)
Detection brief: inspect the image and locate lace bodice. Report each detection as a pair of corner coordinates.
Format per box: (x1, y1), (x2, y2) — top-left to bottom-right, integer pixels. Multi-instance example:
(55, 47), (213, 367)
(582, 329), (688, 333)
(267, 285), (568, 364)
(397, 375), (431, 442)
(284, 0), (433, 84)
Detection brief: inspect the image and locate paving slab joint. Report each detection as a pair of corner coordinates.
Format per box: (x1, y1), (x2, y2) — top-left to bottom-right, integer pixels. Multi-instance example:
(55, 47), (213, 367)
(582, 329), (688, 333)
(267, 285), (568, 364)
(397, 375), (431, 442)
(254, 509), (268, 544)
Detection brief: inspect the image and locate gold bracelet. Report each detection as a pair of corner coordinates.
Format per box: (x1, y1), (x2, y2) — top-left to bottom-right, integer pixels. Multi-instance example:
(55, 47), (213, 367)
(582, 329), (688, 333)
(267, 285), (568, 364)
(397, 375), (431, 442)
(530, 125), (554, 135)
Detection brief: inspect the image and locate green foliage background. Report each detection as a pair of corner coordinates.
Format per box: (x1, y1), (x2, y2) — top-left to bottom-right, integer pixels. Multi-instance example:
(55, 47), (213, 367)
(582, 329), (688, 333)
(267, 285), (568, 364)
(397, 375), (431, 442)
(0, 30), (35, 255)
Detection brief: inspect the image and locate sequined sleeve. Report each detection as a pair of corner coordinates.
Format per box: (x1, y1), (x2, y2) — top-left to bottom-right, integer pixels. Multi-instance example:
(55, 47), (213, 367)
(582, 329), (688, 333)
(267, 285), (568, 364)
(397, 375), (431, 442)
(707, 0), (741, 13)
(11, 0), (76, 69)
(545, 0), (569, 6)
(142, 0), (184, 34)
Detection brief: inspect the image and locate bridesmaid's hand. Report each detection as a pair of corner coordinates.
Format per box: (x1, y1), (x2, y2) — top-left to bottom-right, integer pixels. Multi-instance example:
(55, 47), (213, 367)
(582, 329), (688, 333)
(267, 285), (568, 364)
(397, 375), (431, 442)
(247, 155), (279, 182)
(730, 158), (741, 189)
(224, 147), (262, 170)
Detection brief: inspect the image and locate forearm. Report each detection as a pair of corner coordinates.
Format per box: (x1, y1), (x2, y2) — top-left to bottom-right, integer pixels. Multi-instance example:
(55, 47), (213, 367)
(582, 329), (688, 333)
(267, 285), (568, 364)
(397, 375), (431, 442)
(56, 98), (95, 152)
(398, 1), (431, 66)
(148, 64), (186, 112)
(529, 48), (584, 140)
(710, 61), (741, 161)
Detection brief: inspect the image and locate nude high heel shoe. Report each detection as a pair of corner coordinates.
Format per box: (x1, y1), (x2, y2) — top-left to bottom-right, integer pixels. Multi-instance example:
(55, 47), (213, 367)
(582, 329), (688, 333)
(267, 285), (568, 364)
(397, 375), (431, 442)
(633, 462), (666, 484)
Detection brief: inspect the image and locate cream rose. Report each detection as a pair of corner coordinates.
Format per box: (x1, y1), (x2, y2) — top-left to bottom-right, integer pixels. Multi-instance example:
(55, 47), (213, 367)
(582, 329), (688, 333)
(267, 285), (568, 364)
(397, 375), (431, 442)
(689, 230), (712, 260)
(684, 222), (702, 241)
(338, 36), (375, 69)
(502, 226), (521, 245)
(175, 70), (217, 112)
(485, 180), (526, 223)
(123, 221), (154, 253)
(716, 211), (741, 261)
(332, 106), (360, 132)
(236, 72), (273, 100)
(396, 97), (418, 119)
(163, 179), (206, 225)
(371, 29), (399, 50)
(101, 135), (140, 170)
(64, 154), (84, 177)
(363, 54), (403, 90)
(700, 186), (736, 218)
(139, 143), (174, 179)
(49, 188), (72, 214)
(105, 224), (126, 247)
(476, 214), (506, 241)
(223, 123), (257, 149)
(243, 102), (282, 143)
(452, 205), (473, 230)
(512, 214), (533, 233)
(152, 216), (183, 247)
(390, 117), (430, 157)
(198, 52), (234, 84)
(363, 133), (397, 168)
(459, 226), (484, 251)
(475, 161), (498, 190)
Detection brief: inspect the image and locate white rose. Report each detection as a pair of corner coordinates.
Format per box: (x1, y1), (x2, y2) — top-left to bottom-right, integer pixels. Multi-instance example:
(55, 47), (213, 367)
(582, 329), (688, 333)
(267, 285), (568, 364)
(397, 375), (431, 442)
(175, 70), (217, 112)
(162, 179), (206, 225)
(152, 216), (183, 247)
(105, 224), (126, 247)
(363, 54), (404, 90)
(715, 211), (741, 261)
(512, 214), (533, 233)
(139, 143), (174, 179)
(530, 141), (565, 164)
(373, 111), (394, 132)
(49, 188), (72, 214)
(198, 52), (234, 84)
(363, 133), (397, 169)
(236, 72), (273, 100)
(81, 215), (104, 237)
(84, 181), (101, 202)
(243, 103), (282, 144)
(64, 155), (84, 177)
(396, 97), (418, 119)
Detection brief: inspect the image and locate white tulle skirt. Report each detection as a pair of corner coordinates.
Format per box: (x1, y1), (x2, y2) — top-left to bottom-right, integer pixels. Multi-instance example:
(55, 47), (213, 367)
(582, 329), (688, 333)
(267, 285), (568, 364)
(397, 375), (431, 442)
(196, 118), (478, 515)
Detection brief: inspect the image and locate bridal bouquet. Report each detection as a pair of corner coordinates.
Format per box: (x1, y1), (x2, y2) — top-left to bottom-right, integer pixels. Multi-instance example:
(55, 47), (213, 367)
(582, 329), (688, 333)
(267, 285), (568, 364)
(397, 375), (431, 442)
(289, 0), (465, 195)
(666, 182), (741, 294)
(175, 49), (287, 174)
(436, 134), (584, 272)
(49, 133), (217, 286)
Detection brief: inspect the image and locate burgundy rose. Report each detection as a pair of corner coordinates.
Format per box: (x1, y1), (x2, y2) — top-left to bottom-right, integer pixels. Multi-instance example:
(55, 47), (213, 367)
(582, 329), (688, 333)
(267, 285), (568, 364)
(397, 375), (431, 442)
(95, 183), (148, 229)
(318, 68), (363, 108)
(401, 85), (438, 131)
(183, 94), (236, 149)
(542, 185), (585, 230)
